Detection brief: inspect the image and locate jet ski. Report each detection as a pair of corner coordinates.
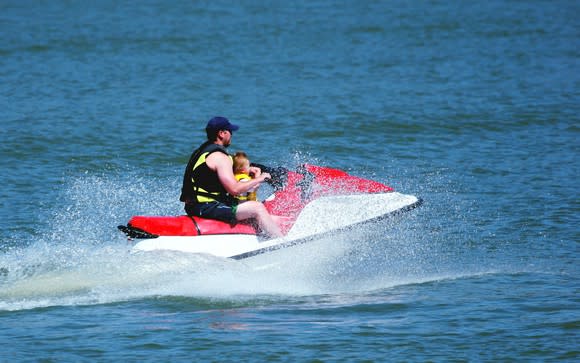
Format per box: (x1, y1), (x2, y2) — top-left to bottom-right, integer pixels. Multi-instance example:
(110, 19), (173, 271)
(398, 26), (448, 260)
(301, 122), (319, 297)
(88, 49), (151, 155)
(118, 164), (422, 259)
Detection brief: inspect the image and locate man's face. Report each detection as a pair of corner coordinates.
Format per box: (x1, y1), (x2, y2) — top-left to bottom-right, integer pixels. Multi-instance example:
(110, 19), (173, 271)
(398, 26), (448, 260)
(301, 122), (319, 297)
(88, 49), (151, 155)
(219, 129), (232, 147)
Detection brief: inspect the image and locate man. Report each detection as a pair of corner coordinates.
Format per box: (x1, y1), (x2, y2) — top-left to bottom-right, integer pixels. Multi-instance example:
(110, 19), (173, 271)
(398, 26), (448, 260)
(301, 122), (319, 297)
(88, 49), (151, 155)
(180, 116), (283, 238)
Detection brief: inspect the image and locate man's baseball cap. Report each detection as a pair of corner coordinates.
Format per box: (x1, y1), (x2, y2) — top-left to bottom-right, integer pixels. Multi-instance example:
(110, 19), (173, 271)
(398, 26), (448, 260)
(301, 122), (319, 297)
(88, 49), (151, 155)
(205, 116), (239, 132)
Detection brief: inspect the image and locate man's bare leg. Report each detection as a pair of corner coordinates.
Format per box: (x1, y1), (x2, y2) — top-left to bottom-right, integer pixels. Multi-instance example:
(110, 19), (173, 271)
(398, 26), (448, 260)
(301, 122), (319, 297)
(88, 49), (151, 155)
(235, 201), (283, 238)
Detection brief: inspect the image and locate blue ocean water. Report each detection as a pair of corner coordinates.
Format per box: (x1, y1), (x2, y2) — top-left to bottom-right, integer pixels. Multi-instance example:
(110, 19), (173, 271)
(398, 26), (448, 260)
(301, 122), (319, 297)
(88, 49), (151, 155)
(1, 0), (578, 361)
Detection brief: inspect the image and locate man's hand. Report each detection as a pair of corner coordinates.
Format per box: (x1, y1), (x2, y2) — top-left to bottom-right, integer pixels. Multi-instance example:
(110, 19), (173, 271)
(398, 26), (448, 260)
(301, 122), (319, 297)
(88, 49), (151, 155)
(258, 172), (271, 182)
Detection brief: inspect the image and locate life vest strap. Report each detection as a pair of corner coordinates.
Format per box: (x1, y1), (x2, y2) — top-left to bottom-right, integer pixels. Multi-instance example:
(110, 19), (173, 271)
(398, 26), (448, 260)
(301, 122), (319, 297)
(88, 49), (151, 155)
(187, 189), (236, 205)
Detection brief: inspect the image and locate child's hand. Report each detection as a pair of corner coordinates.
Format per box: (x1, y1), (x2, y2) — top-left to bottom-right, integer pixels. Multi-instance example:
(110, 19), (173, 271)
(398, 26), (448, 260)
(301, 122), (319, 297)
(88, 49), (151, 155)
(249, 166), (262, 178)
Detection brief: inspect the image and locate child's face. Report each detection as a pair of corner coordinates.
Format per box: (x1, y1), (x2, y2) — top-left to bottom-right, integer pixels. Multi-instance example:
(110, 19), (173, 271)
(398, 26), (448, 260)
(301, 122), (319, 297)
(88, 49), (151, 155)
(241, 160), (250, 173)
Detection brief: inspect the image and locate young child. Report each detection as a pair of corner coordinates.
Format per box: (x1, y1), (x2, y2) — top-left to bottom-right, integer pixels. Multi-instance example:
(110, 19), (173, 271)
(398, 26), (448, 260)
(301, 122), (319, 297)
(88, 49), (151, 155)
(232, 151), (258, 201)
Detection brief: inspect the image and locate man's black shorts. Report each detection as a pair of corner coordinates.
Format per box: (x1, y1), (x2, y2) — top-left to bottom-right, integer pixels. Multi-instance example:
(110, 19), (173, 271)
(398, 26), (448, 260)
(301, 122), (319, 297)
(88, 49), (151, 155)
(185, 201), (238, 224)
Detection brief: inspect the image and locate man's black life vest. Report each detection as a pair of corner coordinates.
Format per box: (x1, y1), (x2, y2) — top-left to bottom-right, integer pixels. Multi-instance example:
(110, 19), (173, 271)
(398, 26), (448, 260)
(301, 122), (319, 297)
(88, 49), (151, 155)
(179, 142), (234, 204)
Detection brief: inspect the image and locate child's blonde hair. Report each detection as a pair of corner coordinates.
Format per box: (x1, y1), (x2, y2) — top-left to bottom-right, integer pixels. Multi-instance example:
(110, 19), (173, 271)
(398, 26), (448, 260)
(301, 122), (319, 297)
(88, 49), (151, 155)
(233, 151), (250, 174)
